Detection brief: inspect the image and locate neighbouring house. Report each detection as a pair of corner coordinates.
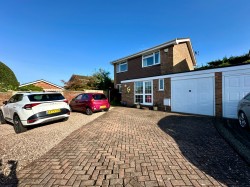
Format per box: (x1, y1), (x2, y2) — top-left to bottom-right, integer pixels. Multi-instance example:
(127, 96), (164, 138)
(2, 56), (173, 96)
(111, 38), (250, 118)
(65, 74), (94, 90)
(19, 79), (64, 92)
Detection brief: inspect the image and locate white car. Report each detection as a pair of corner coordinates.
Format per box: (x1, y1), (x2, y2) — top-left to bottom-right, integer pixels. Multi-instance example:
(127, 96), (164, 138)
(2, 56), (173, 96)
(0, 92), (70, 133)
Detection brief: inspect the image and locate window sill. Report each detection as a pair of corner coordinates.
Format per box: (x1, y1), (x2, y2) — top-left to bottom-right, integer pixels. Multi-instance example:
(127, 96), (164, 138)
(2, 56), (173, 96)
(116, 71), (127, 74)
(142, 63), (160, 68)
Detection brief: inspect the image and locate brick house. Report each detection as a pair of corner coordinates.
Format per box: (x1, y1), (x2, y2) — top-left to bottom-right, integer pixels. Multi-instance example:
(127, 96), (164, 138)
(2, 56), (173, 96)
(111, 38), (250, 118)
(111, 38), (196, 108)
(19, 79), (64, 92)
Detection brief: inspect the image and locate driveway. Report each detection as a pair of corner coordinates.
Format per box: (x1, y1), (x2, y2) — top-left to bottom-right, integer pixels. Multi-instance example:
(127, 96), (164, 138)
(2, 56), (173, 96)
(14, 107), (250, 186)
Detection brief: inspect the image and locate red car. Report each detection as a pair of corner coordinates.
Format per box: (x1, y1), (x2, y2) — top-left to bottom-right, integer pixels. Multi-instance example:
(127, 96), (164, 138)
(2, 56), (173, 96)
(69, 93), (110, 115)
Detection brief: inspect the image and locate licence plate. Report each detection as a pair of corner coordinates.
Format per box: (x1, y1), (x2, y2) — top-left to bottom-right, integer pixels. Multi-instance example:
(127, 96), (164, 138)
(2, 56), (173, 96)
(100, 105), (106, 109)
(47, 109), (61, 114)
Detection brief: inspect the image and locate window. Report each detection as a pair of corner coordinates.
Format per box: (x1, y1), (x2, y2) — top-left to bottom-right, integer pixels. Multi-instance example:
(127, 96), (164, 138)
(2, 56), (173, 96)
(142, 51), (160, 67)
(8, 94), (23, 103)
(134, 81), (153, 105)
(93, 94), (107, 100)
(159, 79), (164, 91)
(117, 84), (122, 93)
(116, 62), (128, 73)
(245, 94), (250, 101)
(28, 93), (65, 101)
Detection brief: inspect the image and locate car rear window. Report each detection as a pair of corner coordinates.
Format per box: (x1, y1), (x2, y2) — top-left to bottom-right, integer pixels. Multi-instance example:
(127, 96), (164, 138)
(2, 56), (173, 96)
(28, 93), (65, 102)
(92, 94), (107, 100)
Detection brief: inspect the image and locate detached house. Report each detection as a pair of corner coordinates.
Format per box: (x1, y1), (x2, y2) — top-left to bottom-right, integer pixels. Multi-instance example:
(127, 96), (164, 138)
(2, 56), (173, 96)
(111, 38), (196, 108)
(111, 38), (250, 119)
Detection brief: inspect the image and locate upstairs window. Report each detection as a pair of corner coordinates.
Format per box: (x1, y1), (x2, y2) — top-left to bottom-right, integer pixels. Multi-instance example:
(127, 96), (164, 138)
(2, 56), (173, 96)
(142, 51), (160, 67)
(116, 62), (128, 73)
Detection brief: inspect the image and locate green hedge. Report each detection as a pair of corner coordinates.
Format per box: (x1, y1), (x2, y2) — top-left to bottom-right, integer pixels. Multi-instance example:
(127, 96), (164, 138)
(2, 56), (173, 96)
(0, 61), (19, 92)
(18, 85), (43, 91)
(196, 52), (250, 70)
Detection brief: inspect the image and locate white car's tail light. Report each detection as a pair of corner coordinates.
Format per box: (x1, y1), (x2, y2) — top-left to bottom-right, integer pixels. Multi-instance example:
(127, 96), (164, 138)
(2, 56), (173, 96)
(23, 103), (41, 110)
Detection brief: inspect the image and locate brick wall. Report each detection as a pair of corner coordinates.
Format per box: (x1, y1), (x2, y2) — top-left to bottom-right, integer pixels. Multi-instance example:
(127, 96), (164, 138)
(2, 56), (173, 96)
(115, 55), (162, 84)
(63, 90), (103, 102)
(0, 91), (13, 106)
(153, 78), (171, 111)
(33, 82), (62, 90)
(121, 82), (134, 106)
(161, 47), (174, 74)
(215, 72), (222, 117)
(173, 43), (194, 72)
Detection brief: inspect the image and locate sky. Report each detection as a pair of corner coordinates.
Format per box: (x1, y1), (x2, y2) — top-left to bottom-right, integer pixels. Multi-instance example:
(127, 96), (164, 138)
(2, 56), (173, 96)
(0, 0), (250, 86)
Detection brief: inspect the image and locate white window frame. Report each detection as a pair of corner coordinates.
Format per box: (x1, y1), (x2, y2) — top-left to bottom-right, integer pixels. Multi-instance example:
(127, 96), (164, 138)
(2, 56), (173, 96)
(116, 62), (128, 73)
(117, 84), (122, 93)
(142, 51), (160, 68)
(159, 79), (164, 91)
(134, 80), (153, 105)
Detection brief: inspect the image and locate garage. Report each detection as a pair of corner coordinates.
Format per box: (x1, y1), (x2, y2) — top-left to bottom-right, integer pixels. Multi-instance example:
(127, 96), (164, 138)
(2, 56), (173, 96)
(223, 69), (250, 118)
(171, 73), (215, 116)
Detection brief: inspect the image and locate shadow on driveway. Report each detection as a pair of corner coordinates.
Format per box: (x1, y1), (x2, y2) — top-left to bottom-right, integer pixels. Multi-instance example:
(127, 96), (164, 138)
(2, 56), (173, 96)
(158, 114), (250, 186)
(0, 159), (18, 186)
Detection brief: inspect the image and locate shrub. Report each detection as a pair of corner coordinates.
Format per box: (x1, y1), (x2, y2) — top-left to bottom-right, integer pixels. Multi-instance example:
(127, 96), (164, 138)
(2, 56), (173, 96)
(0, 62), (19, 92)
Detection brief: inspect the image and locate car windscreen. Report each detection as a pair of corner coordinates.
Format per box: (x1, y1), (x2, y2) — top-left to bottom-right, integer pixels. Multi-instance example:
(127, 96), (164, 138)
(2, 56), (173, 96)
(92, 94), (107, 100)
(28, 94), (65, 102)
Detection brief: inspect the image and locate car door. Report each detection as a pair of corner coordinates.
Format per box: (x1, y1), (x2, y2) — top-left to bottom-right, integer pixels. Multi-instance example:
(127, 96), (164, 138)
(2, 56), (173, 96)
(81, 94), (89, 111)
(4, 95), (18, 120)
(243, 94), (250, 121)
(70, 94), (83, 111)
(8, 94), (24, 120)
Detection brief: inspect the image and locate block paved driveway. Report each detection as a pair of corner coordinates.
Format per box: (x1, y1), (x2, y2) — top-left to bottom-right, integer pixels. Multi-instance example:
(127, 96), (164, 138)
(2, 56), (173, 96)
(17, 107), (250, 187)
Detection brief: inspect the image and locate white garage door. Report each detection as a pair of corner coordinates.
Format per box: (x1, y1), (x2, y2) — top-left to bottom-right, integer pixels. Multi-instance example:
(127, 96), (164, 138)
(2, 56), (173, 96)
(171, 75), (214, 116)
(223, 71), (250, 118)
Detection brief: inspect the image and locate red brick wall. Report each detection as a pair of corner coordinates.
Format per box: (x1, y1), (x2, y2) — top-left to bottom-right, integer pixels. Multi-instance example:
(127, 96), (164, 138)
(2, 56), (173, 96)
(153, 78), (171, 111)
(115, 55), (162, 84)
(121, 82), (134, 106)
(173, 43), (194, 72)
(62, 90), (104, 102)
(33, 82), (61, 90)
(0, 91), (13, 106)
(215, 72), (222, 117)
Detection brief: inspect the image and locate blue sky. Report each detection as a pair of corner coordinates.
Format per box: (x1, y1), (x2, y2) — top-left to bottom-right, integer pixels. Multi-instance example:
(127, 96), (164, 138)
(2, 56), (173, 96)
(0, 0), (250, 86)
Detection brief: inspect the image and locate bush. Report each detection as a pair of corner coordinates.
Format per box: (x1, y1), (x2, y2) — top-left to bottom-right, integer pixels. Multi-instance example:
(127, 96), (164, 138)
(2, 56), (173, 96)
(18, 85), (43, 91)
(0, 62), (19, 92)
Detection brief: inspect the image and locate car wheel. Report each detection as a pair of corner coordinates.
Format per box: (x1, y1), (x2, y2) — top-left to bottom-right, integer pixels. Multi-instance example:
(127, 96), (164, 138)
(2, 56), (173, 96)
(13, 115), (27, 134)
(104, 108), (109, 112)
(0, 110), (6, 124)
(86, 108), (93, 115)
(63, 117), (69, 121)
(238, 111), (249, 128)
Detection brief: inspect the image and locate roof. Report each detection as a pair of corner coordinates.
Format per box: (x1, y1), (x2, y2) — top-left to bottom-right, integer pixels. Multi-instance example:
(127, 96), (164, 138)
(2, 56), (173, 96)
(110, 38), (196, 66)
(19, 79), (64, 90)
(68, 74), (92, 82)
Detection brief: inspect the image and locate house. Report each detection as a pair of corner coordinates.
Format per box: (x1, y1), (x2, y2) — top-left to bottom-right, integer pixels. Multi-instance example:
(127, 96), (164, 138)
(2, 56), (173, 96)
(66, 74), (95, 90)
(19, 79), (64, 92)
(111, 38), (196, 107)
(111, 38), (250, 119)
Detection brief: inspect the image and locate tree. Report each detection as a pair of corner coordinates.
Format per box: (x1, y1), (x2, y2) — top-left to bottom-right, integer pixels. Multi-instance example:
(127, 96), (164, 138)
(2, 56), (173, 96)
(0, 61), (19, 92)
(92, 69), (113, 90)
